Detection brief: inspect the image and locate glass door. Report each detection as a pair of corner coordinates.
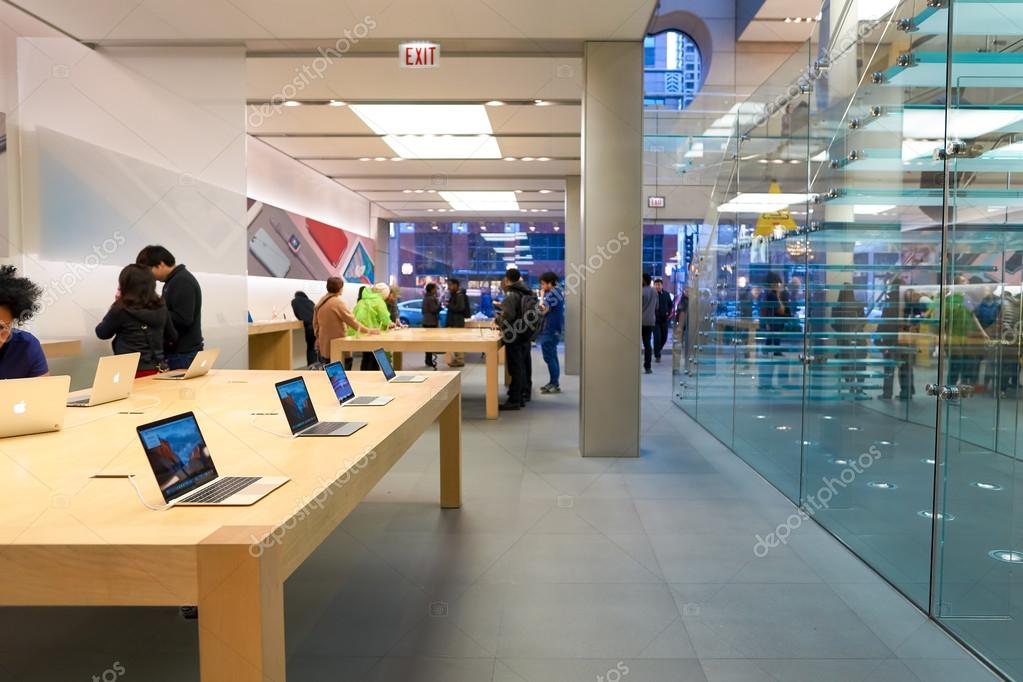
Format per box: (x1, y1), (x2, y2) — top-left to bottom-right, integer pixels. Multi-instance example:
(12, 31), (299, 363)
(932, 5), (1023, 676)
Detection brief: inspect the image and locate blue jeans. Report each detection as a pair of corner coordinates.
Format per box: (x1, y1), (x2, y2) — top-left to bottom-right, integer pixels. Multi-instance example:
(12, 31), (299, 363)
(166, 350), (199, 371)
(539, 333), (561, 387)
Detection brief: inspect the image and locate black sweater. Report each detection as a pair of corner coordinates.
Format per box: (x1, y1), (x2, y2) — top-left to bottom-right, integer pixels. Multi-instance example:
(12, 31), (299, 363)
(163, 265), (204, 354)
(95, 302), (177, 370)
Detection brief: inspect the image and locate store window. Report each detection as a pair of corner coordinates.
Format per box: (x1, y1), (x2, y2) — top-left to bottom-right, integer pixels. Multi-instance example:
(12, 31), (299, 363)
(527, 233), (565, 262)
(643, 30), (702, 110)
(643, 234), (665, 276)
(412, 232), (451, 275)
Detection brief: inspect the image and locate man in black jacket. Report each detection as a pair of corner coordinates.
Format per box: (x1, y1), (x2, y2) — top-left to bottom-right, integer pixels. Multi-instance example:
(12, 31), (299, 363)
(291, 291), (316, 367)
(445, 277), (471, 367)
(500, 268), (533, 411)
(653, 278), (673, 363)
(137, 245), (204, 371)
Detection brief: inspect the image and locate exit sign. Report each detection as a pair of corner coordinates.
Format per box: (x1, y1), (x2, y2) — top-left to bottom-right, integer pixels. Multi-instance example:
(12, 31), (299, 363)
(400, 42), (440, 68)
(648, 196), (666, 208)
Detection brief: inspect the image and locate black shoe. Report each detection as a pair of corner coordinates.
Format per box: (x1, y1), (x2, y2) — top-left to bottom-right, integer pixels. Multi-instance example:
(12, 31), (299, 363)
(499, 402), (522, 411)
(644, 367), (653, 374)
(655, 356), (662, 363)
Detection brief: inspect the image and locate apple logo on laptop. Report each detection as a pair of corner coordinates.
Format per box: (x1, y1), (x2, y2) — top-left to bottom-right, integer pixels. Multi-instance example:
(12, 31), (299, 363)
(112, 372), (121, 384)
(12, 400), (26, 415)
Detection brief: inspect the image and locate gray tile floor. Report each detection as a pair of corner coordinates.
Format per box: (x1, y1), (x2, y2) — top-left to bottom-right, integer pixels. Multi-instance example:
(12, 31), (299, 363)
(0, 350), (1002, 681)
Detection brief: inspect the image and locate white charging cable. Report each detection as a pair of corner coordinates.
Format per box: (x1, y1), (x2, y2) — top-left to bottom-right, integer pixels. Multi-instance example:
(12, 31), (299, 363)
(248, 412), (292, 439)
(127, 474), (172, 511)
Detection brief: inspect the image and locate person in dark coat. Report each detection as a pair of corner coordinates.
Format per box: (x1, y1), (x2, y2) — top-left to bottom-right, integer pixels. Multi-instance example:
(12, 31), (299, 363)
(422, 282), (442, 369)
(136, 245), (203, 371)
(445, 277), (471, 367)
(291, 291), (317, 366)
(95, 264), (176, 377)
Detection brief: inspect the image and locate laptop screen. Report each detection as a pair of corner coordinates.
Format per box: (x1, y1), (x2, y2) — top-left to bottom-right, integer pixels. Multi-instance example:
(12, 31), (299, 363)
(275, 377), (319, 434)
(324, 362), (355, 404)
(373, 348), (396, 380)
(137, 412), (218, 502)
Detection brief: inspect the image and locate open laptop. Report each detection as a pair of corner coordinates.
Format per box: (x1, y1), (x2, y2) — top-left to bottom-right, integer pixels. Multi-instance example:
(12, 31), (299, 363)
(325, 361), (393, 407)
(68, 353), (140, 407)
(136, 412), (288, 506)
(373, 348), (427, 383)
(275, 376), (367, 437)
(0, 375), (71, 439)
(154, 348), (220, 380)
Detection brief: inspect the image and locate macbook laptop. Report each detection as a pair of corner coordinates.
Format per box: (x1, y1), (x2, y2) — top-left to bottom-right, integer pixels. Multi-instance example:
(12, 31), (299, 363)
(154, 348), (220, 380)
(137, 412), (288, 506)
(68, 353), (140, 407)
(275, 376), (366, 437)
(0, 375), (71, 438)
(373, 348), (427, 383)
(325, 361), (393, 407)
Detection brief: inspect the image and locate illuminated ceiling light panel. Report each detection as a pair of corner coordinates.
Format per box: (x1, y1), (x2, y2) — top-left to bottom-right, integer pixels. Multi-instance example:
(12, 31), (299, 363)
(854, 204), (897, 215)
(718, 192), (816, 213)
(384, 134), (502, 159)
(440, 191), (520, 212)
(350, 104), (494, 135)
(481, 232), (528, 241)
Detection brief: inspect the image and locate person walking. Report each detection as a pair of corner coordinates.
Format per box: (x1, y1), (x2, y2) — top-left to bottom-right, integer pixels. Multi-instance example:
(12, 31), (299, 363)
(445, 277), (471, 367)
(653, 277), (673, 363)
(136, 245), (203, 371)
(537, 272), (564, 394)
(95, 264), (176, 377)
(641, 273), (657, 374)
(291, 291), (317, 367)
(499, 268), (533, 410)
(313, 277), (376, 366)
(422, 282), (441, 369)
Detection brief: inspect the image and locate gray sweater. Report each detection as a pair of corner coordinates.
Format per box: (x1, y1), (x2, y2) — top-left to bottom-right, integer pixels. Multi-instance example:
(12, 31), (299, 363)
(641, 286), (657, 326)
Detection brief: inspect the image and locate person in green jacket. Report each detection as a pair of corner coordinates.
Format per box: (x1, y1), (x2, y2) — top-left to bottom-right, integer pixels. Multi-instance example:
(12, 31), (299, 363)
(353, 283), (395, 369)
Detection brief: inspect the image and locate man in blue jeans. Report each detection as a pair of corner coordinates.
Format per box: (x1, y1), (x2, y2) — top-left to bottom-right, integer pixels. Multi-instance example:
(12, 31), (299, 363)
(537, 271), (564, 394)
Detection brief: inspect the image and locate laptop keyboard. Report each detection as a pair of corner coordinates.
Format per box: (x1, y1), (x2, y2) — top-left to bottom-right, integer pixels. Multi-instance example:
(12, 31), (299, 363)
(348, 396), (377, 405)
(180, 476), (260, 504)
(302, 422), (344, 435)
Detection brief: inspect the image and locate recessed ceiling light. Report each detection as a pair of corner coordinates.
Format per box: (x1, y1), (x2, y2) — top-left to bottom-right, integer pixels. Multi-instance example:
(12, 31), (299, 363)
(520, 209), (529, 213)
(431, 223), (439, 230)
(867, 481), (897, 490)
(426, 189), (437, 193)
(374, 157), (387, 161)
(972, 482), (1004, 491)
(989, 550), (1023, 563)
(919, 510), (955, 521)
(485, 100), (505, 106)
(922, 458), (936, 465)
(283, 100), (302, 107)
(504, 157), (517, 161)
(440, 191), (520, 212)
(772, 159), (785, 164)
(359, 157), (371, 162)
(529, 224), (536, 231)
(539, 189), (552, 194)
(534, 99), (552, 106)
(537, 157), (551, 162)
(481, 225), (488, 231)
(414, 189), (424, 194)
(327, 99), (346, 107)
(554, 224), (560, 231)
(402, 189), (413, 194)
(521, 157), (535, 162)
(514, 190), (524, 194)
(391, 157), (403, 161)
(436, 208), (447, 213)
(426, 208), (435, 212)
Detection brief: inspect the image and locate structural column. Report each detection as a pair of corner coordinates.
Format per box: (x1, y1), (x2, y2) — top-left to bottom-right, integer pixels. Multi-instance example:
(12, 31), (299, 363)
(563, 175), (581, 376)
(579, 41), (643, 458)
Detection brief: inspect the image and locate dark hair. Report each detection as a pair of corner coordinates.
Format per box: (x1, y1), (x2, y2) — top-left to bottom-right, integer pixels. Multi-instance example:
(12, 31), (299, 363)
(539, 272), (559, 286)
(654, 277), (663, 284)
(505, 268), (521, 283)
(0, 265), (43, 323)
(326, 277), (344, 294)
(117, 264), (162, 310)
(642, 273), (652, 286)
(447, 277), (460, 287)
(294, 291), (309, 300)
(136, 245), (176, 268)
(425, 283), (437, 294)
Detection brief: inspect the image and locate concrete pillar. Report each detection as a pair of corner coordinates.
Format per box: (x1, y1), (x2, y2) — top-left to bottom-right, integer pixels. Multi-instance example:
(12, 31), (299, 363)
(564, 175), (581, 376)
(579, 41), (643, 458)
(374, 217), (391, 285)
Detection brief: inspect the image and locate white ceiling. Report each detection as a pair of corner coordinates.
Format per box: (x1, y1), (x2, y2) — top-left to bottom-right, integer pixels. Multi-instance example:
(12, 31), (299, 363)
(738, 0), (822, 42)
(11, 0), (659, 220)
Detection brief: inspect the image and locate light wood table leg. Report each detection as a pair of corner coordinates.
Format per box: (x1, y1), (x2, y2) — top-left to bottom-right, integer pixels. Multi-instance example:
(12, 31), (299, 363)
(439, 393), (462, 508)
(394, 351), (403, 371)
(249, 331), (293, 370)
(198, 529), (285, 682)
(485, 350), (499, 419)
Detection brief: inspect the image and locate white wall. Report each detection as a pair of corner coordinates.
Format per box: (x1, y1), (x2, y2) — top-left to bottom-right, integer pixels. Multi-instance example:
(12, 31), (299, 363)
(3, 2), (249, 387)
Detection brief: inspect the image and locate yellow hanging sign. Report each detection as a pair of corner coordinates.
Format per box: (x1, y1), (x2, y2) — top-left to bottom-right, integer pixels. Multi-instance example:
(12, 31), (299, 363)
(755, 181), (798, 236)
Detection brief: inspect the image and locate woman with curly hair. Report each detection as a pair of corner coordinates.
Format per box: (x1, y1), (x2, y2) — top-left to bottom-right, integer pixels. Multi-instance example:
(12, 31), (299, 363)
(95, 264), (177, 377)
(0, 265), (48, 379)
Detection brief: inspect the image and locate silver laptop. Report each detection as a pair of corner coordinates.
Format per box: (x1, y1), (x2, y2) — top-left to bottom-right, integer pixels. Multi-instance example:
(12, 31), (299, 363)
(136, 411), (288, 507)
(373, 348), (426, 383)
(154, 348), (220, 380)
(275, 376), (367, 437)
(68, 353), (140, 407)
(325, 361), (393, 407)
(0, 375), (70, 438)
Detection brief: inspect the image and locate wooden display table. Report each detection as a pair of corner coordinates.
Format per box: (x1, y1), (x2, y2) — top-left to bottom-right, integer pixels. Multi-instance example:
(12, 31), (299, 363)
(331, 327), (503, 419)
(248, 320), (303, 370)
(0, 369), (461, 682)
(40, 338), (82, 359)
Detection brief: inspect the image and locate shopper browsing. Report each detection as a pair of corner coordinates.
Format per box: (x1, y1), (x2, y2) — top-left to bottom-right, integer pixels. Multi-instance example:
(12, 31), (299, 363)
(0, 265), (48, 380)
(445, 277), (471, 367)
(353, 282), (395, 370)
(537, 272), (563, 394)
(422, 282), (441, 369)
(136, 245), (203, 371)
(313, 277), (376, 366)
(291, 291), (317, 367)
(641, 273), (657, 374)
(653, 277), (673, 363)
(95, 264), (176, 377)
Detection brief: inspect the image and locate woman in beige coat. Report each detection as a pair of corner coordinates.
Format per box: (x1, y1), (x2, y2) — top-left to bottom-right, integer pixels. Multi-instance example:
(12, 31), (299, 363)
(313, 277), (377, 367)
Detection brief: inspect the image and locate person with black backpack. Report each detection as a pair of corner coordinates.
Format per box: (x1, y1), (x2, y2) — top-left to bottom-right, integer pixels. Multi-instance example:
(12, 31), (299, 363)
(499, 267), (538, 411)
